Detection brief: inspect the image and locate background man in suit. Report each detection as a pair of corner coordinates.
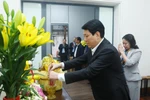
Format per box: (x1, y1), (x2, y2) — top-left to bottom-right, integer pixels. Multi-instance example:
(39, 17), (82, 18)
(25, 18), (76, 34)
(69, 37), (76, 58)
(49, 19), (130, 100)
(73, 37), (85, 70)
(58, 38), (69, 62)
(73, 37), (85, 58)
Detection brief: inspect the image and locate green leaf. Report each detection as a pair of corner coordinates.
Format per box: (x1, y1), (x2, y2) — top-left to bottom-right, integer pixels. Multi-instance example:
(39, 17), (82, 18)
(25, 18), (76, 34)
(0, 68), (10, 83)
(15, 47), (36, 61)
(0, 75), (3, 85)
(1, 56), (9, 69)
(31, 87), (40, 97)
(21, 70), (30, 79)
(8, 80), (18, 97)
(0, 68), (9, 73)
(26, 50), (37, 60)
(0, 14), (4, 24)
(14, 61), (26, 80)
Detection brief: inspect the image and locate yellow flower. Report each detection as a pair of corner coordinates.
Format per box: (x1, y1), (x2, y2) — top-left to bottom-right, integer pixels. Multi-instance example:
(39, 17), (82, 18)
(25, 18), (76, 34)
(1, 26), (9, 50)
(27, 75), (40, 80)
(25, 75), (40, 85)
(81, 40), (86, 47)
(25, 78), (34, 85)
(24, 61), (30, 70)
(36, 32), (53, 46)
(0, 14), (4, 30)
(17, 22), (39, 46)
(39, 28), (45, 33)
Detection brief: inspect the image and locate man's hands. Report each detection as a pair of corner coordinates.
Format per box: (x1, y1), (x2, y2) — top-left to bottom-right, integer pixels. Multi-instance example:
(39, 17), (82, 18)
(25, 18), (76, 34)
(49, 63), (62, 71)
(48, 71), (59, 80)
(48, 63), (63, 80)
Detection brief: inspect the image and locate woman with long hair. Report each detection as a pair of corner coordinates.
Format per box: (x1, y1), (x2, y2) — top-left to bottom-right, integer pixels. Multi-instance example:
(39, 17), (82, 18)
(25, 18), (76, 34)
(118, 34), (142, 100)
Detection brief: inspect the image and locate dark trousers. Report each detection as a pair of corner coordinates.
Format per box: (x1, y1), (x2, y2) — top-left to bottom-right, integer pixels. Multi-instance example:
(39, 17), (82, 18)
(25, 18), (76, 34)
(60, 53), (68, 62)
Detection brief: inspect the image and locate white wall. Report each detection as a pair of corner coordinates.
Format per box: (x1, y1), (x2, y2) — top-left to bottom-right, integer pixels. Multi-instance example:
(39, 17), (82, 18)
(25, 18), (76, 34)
(99, 7), (113, 43)
(114, 0), (150, 76)
(0, 0), (21, 17)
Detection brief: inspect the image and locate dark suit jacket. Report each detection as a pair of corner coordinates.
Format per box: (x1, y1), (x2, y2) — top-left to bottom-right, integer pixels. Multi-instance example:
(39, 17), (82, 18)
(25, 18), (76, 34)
(74, 43), (85, 58)
(64, 38), (130, 100)
(69, 42), (75, 56)
(58, 43), (69, 55)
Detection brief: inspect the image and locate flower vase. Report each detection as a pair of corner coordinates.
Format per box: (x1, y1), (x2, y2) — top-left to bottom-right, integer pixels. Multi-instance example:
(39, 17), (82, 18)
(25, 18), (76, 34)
(3, 95), (20, 100)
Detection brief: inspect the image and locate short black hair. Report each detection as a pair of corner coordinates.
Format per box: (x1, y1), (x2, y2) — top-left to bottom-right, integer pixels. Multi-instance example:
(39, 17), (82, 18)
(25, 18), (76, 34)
(76, 37), (81, 42)
(82, 19), (105, 38)
(122, 34), (139, 49)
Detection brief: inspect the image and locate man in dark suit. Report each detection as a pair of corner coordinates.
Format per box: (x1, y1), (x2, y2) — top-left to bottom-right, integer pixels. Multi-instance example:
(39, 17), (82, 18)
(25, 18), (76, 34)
(58, 38), (69, 62)
(73, 37), (85, 58)
(73, 37), (85, 70)
(69, 37), (76, 57)
(49, 19), (130, 100)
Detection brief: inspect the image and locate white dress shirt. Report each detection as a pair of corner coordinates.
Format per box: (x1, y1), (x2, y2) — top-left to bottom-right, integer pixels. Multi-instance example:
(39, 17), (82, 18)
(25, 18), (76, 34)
(74, 44), (79, 57)
(91, 38), (104, 55)
(58, 38), (104, 82)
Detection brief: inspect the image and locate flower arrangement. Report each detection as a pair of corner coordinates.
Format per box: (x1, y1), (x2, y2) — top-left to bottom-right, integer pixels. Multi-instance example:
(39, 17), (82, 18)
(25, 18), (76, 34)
(0, 0), (53, 99)
(20, 83), (47, 100)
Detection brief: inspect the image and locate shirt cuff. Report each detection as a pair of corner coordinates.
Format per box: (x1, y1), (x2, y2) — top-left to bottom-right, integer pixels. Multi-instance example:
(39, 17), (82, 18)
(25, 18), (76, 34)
(60, 62), (65, 69)
(58, 73), (65, 82)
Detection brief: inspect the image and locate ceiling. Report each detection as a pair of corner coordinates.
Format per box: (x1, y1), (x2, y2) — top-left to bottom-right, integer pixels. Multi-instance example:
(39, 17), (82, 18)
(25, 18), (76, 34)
(22, 0), (121, 6)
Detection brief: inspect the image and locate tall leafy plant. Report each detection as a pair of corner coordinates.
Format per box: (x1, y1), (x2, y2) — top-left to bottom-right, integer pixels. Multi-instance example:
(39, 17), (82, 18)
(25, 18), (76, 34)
(0, 0), (53, 98)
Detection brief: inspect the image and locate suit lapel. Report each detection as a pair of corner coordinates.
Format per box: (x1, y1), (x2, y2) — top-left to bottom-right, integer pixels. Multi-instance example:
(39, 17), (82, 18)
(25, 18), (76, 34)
(126, 49), (132, 58)
(87, 50), (92, 64)
(89, 38), (108, 63)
